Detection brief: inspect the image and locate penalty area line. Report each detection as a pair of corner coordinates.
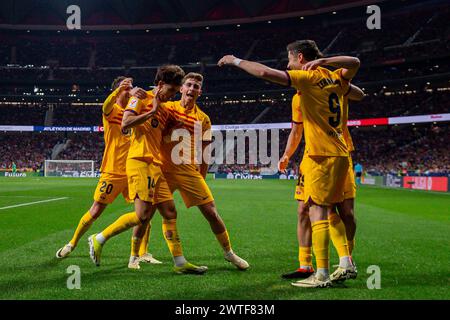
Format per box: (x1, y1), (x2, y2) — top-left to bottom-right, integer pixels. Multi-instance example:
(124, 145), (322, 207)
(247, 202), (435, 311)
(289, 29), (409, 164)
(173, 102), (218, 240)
(0, 197), (69, 211)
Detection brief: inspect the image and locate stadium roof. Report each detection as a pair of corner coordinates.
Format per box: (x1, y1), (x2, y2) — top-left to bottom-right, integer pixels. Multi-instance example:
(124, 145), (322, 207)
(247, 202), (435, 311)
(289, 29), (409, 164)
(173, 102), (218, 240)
(0, 0), (383, 30)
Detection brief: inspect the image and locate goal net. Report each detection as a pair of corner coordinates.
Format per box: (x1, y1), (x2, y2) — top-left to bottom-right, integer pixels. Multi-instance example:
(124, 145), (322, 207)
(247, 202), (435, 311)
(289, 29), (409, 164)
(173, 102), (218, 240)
(44, 160), (95, 177)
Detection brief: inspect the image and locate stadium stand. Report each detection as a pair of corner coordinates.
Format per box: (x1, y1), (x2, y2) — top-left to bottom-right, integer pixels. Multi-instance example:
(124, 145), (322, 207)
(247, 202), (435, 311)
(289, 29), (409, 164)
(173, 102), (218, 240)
(0, 0), (449, 177)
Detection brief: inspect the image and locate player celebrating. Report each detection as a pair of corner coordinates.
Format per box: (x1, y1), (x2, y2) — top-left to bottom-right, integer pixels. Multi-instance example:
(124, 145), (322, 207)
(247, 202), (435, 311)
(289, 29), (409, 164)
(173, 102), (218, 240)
(136, 72), (249, 270)
(55, 77), (161, 264)
(218, 40), (360, 288)
(88, 65), (207, 274)
(279, 84), (364, 280)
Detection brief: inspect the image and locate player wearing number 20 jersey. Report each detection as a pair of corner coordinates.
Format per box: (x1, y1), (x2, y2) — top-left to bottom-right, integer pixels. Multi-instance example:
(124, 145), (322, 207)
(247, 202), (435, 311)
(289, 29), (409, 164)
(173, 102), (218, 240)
(55, 77), (141, 259)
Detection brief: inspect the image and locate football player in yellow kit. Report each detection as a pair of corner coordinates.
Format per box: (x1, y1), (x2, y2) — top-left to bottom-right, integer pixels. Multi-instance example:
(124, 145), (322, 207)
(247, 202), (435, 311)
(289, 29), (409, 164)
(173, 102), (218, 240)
(55, 77), (162, 263)
(218, 39), (360, 287)
(279, 84), (364, 280)
(88, 65), (207, 274)
(136, 72), (249, 270)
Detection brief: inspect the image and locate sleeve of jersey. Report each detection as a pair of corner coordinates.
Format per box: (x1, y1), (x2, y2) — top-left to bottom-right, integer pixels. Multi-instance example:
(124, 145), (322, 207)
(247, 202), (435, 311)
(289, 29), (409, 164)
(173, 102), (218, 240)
(335, 68), (351, 96)
(125, 97), (143, 115)
(102, 88), (119, 116)
(202, 116), (212, 142)
(336, 68), (351, 84)
(286, 70), (309, 91)
(104, 104), (117, 121)
(291, 100), (303, 124)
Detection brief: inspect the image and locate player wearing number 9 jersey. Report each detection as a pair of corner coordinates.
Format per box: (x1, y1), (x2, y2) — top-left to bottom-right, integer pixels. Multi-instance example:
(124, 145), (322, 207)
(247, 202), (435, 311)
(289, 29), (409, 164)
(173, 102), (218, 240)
(55, 77), (160, 261)
(218, 39), (360, 287)
(280, 84), (364, 281)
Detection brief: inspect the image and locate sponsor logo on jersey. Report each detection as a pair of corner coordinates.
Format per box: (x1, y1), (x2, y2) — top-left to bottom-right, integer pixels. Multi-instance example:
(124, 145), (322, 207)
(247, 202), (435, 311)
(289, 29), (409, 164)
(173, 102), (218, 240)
(129, 98), (138, 108)
(151, 118), (159, 128)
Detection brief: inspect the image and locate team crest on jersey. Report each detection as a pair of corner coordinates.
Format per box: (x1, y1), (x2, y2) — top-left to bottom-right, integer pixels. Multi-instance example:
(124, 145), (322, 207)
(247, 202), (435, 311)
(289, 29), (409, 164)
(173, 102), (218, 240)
(129, 98), (138, 108)
(151, 118), (159, 128)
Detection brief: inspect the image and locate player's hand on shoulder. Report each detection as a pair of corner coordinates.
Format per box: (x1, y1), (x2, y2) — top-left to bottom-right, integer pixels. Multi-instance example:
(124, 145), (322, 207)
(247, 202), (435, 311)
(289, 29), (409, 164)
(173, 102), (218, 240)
(278, 155), (289, 173)
(150, 87), (162, 114)
(130, 87), (147, 100)
(301, 58), (325, 71)
(119, 78), (133, 91)
(217, 55), (237, 67)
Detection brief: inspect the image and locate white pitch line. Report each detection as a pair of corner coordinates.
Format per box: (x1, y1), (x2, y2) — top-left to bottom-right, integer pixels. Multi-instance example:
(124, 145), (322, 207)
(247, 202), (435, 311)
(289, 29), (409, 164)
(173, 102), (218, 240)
(0, 197), (68, 210)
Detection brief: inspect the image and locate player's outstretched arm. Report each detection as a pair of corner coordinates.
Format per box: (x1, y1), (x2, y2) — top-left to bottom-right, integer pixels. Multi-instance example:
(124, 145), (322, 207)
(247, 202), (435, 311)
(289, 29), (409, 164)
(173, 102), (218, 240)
(302, 56), (360, 80)
(218, 55), (290, 86)
(278, 123), (303, 172)
(348, 84), (365, 101)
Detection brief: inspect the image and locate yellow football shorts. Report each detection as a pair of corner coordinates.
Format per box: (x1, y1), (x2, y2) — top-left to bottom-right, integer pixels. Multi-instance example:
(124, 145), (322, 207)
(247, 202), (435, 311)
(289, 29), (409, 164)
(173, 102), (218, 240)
(93, 173), (131, 204)
(303, 155), (349, 206)
(155, 169), (214, 208)
(343, 155), (356, 200)
(126, 158), (162, 203)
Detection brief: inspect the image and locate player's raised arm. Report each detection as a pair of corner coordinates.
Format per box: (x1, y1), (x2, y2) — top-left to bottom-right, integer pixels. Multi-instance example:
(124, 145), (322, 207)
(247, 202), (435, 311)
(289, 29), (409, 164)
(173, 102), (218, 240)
(121, 88), (161, 131)
(278, 123), (303, 172)
(102, 77), (132, 115)
(347, 84), (365, 101)
(217, 55), (290, 86)
(303, 55), (360, 81)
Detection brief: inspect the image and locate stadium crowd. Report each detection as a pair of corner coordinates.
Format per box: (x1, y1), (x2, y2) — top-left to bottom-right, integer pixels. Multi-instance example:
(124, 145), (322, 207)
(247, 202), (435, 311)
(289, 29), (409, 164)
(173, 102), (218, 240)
(351, 124), (450, 176)
(0, 124), (448, 176)
(1, 90), (448, 126)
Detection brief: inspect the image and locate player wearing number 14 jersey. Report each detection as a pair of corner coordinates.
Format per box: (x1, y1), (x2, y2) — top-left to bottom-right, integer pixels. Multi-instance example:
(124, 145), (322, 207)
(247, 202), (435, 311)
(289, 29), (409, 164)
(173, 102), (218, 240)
(55, 77), (160, 263)
(88, 65), (207, 274)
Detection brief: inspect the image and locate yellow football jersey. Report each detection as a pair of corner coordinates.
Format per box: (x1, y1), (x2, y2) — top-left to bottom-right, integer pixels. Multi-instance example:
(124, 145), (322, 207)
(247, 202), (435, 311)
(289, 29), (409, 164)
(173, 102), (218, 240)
(125, 90), (177, 164)
(342, 95), (355, 152)
(160, 100), (212, 173)
(291, 91), (303, 124)
(287, 67), (350, 157)
(99, 103), (130, 176)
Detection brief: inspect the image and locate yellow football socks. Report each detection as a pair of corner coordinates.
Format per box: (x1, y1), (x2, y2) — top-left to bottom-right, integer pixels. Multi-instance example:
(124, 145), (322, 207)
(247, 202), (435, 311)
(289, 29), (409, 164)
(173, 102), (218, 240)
(101, 212), (141, 241)
(311, 220), (330, 270)
(215, 230), (232, 252)
(162, 219), (183, 257)
(298, 246), (313, 269)
(328, 212), (350, 258)
(138, 222), (151, 257)
(131, 236), (142, 257)
(69, 211), (95, 247)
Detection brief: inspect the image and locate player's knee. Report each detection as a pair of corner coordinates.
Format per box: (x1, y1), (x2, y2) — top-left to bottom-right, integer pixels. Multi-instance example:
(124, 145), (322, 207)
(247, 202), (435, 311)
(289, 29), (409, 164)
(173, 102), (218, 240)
(201, 203), (220, 222)
(90, 202), (106, 219)
(141, 206), (156, 221)
(139, 216), (150, 225)
(164, 207), (178, 220)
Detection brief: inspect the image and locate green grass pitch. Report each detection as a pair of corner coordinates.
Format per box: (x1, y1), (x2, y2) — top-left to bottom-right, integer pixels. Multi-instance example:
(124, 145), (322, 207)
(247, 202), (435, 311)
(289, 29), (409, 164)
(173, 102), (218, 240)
(0, 176), (449, 300)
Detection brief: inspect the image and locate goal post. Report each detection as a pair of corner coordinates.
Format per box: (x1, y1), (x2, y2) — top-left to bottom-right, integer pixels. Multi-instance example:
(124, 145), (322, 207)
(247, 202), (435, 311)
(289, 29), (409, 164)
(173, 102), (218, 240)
(44, 160), (95, 177)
